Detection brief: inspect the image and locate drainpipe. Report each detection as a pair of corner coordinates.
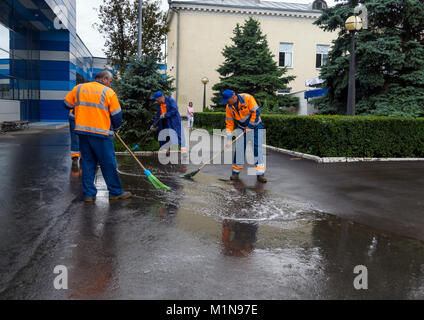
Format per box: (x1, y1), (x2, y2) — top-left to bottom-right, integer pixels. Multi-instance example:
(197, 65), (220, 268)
(170, 3), (180, 103)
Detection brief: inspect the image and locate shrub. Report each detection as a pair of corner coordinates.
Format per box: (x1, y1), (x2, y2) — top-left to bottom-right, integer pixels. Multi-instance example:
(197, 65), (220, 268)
(194, 112), (424, 157)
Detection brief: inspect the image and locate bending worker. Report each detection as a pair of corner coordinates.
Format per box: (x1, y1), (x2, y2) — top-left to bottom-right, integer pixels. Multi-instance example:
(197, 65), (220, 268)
(64, 70), (132, 202)
(221, 89), (266, 183)
(151, 91), (187, 153)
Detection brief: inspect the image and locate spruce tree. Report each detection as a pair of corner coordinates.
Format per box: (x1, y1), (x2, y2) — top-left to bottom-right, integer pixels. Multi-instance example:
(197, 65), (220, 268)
(114, 55), (174, 148)
(315, 0), (424, 117)
(212, 17), (296, 111)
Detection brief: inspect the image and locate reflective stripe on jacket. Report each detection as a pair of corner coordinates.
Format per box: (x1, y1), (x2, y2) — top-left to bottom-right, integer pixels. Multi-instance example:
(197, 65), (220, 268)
(64, 81), (122, 138)
(225, 93), (261, 137)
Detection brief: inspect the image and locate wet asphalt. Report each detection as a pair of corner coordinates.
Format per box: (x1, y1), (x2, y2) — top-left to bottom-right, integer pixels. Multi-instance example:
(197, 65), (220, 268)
(1, 127), (424, 299)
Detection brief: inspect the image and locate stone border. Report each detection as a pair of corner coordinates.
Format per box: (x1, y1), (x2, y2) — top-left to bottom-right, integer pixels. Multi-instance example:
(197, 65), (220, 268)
(263, 144), (424, 163)
(116, 132), (424, 162)
(211, 132), (424, 163)
(116, 151), (158, 156)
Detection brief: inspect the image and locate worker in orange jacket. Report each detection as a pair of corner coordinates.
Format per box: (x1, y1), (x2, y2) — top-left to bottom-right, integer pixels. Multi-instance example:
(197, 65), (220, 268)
(64, 70), (132, 202)
(222, 89), (266, 183)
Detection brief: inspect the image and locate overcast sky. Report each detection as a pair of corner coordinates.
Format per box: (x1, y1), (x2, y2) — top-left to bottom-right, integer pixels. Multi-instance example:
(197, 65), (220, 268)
(76, 0), (338, 57)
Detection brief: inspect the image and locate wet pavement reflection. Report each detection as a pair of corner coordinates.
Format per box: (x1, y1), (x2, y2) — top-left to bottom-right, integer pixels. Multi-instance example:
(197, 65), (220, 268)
(1, 128), (424, 299)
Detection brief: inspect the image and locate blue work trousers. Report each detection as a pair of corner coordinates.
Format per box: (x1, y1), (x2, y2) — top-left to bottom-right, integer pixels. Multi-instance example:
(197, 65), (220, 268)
(78, 134), (123, 199)
(233, 123), (265, 176)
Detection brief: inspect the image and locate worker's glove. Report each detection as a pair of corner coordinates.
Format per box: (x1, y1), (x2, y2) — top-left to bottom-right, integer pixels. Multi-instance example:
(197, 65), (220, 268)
(160, 114), (166, 119)
(245, 127), (252, 133)
(150, 125), (156, 131)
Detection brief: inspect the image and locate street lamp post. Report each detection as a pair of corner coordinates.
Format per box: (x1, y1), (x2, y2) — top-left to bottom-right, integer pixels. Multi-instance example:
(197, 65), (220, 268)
(201, 77), (209, 111)
(137, 0), (143, 58)
(345, 15), (362, 116)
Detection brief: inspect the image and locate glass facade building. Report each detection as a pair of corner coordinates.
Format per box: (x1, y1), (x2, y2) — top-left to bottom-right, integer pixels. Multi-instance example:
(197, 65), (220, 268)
(0, 0), (108, 122)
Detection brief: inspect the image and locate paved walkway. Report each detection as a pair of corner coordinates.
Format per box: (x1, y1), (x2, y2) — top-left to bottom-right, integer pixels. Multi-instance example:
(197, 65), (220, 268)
(1, 127), (424, 299)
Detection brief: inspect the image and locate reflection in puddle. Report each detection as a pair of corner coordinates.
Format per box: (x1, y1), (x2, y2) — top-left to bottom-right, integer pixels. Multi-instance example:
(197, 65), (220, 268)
(113, 156), (424, 299)
(179, 173), (323, 230)
(222, 220), (258, 257)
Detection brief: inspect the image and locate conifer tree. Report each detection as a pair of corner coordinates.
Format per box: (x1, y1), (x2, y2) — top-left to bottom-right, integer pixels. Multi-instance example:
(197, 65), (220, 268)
(212, 17), (297, 111)
(114, 55), (174, 147)
(315, 0), (424, 117)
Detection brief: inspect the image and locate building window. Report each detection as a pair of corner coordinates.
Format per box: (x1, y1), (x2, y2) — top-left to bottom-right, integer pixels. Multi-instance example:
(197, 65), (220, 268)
(277, 88), (292, 95)
(316, 45), (329, 68)
(279, 43), (293, 68)
(312, 0), (328, 10)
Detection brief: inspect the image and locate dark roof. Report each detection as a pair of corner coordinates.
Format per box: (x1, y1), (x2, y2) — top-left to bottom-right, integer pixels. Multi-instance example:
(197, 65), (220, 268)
(169, 0), (322, 13)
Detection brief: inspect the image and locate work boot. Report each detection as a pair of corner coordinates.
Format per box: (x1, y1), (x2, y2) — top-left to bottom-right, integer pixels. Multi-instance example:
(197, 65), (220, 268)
(257, 175), (267, 183)
(109, 191), (132, 200)
(230, 173), (240, 181)
(84, 196), (96, 203)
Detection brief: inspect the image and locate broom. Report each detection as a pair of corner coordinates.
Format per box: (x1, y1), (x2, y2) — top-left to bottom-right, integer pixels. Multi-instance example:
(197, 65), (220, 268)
(115, 132), (171, 191)
(131, 118), (161, 151)
(184, 130), (246, 179)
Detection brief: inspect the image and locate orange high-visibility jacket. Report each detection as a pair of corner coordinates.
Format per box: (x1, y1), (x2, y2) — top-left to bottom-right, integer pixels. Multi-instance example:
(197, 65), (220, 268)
(225, 93), (262, 136)
(64, 81), (122, 138)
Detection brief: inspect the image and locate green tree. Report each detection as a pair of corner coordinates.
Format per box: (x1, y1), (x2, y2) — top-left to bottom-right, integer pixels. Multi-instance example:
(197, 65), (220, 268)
(212, 17), (296, 112)
(95, 0), (169, 75)
(114, 55), (174, 148)
(315, 0), (424, 117)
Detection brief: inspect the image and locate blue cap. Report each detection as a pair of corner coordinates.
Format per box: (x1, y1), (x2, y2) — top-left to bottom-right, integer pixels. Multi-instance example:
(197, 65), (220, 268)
(221, 89), (235, 104)
(152, 91), (163, 100)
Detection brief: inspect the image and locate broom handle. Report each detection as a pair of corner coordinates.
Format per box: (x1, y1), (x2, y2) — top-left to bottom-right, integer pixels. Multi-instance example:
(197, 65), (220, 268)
(198, 131), (246, 171)
(136, 118), (161, 146)
(115, 132), (147, 171)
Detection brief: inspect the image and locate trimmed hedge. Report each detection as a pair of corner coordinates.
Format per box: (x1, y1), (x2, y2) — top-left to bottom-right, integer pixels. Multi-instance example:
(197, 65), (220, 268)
(194, 112), (424, 157)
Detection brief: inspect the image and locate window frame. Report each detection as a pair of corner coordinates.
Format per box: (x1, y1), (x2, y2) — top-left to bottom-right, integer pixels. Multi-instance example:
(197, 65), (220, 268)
(279, 42), (294, 69)
(316, 44), (329, 69)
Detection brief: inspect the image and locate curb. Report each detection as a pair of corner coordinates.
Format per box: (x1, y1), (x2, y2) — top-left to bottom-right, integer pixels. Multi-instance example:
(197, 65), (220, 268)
(116, 151), (158, 156)
(264, 144), (424, 163)
(116, 151), (184, 156)
(211, 132), (424, 163)
(115, 131), (424, 163)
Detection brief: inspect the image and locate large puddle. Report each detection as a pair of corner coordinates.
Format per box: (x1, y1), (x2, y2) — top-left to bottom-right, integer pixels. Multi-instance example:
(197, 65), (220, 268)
(3, 129), (424, 299)
(110, 156), (424, 299)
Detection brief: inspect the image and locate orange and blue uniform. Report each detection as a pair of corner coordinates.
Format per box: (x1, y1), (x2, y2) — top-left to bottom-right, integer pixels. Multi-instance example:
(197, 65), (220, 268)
(225, 93), (265, 176)
(64, 81), (122, 138)
(153, 96), (186, 152)
(64, 81), (124, 199)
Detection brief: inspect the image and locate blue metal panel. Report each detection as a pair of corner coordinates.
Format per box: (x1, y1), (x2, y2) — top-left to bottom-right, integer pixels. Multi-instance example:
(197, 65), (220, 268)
(1, 0), (109, 122)
(40, 80), (74, 91)
(39, 31), (70, 41)
(40, 60), (72, 71)
(40, 40), (69, 51)
(39, 99), (68, 121)
(39, 69), (73, 81)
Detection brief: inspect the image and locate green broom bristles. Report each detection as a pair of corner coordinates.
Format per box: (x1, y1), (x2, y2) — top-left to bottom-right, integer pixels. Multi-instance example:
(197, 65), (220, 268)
(145, 170), (171, 190)
(183, 169), (200, 179)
